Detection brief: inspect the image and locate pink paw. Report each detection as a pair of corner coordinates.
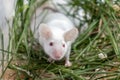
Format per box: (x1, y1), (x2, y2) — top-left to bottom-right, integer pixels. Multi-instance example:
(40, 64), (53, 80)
(48, 58), (54, 63)
(65, 61), (72, 67)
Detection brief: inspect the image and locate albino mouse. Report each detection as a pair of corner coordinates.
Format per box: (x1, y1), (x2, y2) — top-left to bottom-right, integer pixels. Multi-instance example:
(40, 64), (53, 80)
(31, 12), (78, 67)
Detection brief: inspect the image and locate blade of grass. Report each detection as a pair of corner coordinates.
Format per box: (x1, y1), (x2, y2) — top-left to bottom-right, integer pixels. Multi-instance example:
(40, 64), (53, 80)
(102, 15), (120, 59)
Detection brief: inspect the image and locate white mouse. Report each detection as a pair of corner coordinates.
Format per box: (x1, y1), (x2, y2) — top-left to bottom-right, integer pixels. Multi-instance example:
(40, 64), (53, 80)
(31, 11), (78, 67)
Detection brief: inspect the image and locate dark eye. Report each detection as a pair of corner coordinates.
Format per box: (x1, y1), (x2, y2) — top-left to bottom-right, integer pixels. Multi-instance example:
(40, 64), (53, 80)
(63, 44), (65, 47)
(49, 42), (53, 46)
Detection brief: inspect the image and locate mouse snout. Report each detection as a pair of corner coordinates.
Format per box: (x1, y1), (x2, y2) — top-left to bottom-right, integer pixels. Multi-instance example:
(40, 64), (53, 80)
(53, 50), (62, 60)
(54, 53), (61, 58)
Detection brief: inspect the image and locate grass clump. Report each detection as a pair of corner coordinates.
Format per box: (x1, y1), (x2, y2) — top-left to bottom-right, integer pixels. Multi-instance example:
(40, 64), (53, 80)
(1, 0), (120, 80)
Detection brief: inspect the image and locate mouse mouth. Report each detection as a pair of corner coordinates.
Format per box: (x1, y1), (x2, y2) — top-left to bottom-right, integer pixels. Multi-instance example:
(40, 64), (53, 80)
(51, 52), (63, 60)
(51, 56), (62, 61)
(52, 57), (61, 60)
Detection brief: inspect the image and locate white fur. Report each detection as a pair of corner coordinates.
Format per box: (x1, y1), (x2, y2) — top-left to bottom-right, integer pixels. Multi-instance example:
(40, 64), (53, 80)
(30, 0), (79, 67)
(31, 9), (78, 66)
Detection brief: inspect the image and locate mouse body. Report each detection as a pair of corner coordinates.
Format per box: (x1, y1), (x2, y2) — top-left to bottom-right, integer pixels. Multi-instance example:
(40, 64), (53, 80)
(31, 9), (78, 67)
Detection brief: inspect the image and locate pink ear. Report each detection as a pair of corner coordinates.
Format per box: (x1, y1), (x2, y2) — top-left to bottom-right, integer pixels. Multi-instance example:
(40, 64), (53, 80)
(39, 23), (52, 39)
(64, 27), (79, 42)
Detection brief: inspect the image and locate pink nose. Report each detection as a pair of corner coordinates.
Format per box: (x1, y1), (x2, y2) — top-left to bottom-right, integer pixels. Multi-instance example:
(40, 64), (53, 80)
(53, 49), (62, 59)
(54, 53), (61, 58)
(54, 52), (62, 59)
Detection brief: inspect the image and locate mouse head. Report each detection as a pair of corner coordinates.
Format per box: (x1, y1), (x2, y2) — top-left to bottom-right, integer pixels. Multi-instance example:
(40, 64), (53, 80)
(38, 23), (78, 60)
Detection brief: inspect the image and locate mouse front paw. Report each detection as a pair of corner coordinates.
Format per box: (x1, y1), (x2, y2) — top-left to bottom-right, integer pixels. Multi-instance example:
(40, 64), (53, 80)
(48, 57), (54, 63)
(65, 61), (72, 67)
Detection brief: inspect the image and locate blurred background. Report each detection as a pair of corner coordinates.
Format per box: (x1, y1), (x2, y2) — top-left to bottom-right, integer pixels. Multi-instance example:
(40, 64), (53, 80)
(0, 0), (120, 79)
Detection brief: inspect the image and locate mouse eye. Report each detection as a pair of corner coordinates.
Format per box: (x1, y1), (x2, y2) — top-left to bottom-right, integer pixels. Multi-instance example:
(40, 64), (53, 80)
(49, 42), (53, 46)
(63, 44), (65, 47)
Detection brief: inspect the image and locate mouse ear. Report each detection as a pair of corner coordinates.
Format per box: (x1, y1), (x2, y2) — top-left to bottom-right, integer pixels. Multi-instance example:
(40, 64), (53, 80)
(39, 23), (52, 39)
(64, 27), (79, 42)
